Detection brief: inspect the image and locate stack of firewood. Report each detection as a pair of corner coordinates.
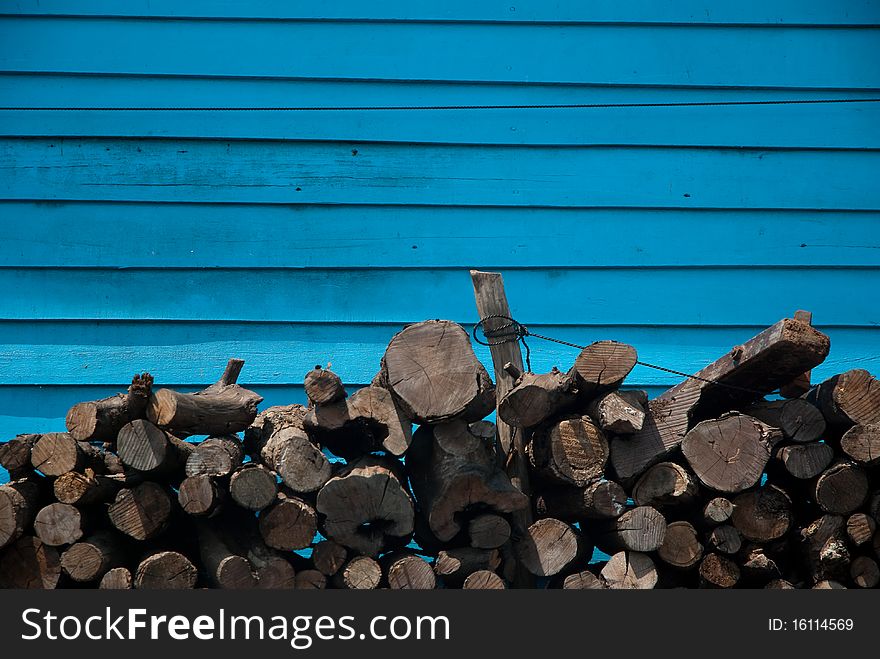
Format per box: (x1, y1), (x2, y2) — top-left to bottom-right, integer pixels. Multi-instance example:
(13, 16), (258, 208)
(1, 316), (878, 589)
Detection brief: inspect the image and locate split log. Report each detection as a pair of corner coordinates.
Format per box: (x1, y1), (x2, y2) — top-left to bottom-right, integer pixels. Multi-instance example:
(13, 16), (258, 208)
(247, 404), (332, 490)
(658, 521), (703, 569)
(703, 497), (735, 526)
(406, 421), (526, 542)
(699, 553), (740, 588)
(384, 554), (436, 590)
(731, 486), (792, 543)
(197, 523), (257, 589)
(0, 535), (61, 589)
(468, 514), (511, 549)
(560, 571), (606, 589)
(134, 551), (197, 589)
(378, 320), (495, 424)
(777, 442), (834, 479)
(707, 525), (742, 555)
(312, 539), (347, 577)
(682, 413), (779, 493)
(65, 373), (153, 442)
(801, 515), (849, 584)
(185, 436), (243, 478)
(336, 556), (381, 590)
(806, 369), (880, 428)
(610, 316), (830, 481)
(529, 414), (609, 488)
(535, 480), (627, 521)
(0, 434), (39, 475)
(0, 477), (41, 548)
(178, 474), (225, 517)
(304, 366), (347, 406)
(497, 367), (577, 429)
(108, 482), (173, 541)
(744, 398), (825, 443)
(304, 385), (412, 458)
(147, 359), (263, 436)
(100, 567), (132, 589)
(54, 469), (140, 506)
(571, 341), (638, 397)
(117, 419), (194, 477)
(846, 513), (876, 547)
(60, 532), (125, 582)
(600, 551), (658, 589)
(229, 464), (277, 511)
(463, 570), (506, 589)
(295, 570), (327, 589)
(515, 518), (583, 577)
(814, 461), (868, 514)
(849, 556), (879, 588)
(631, 462), (699, 509)
(598, 506), (667, 553)
(258, 492), (317, 551)
(840, 423), (880, 467)
(34, 502), (89, 546)
(434, 547), (501, 587)
(31, 432), (105, 476)
(587, 390), (647, 436)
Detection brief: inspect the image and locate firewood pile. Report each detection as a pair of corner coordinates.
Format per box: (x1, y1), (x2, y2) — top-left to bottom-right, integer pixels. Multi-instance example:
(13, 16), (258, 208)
(1, 316), (879, 590)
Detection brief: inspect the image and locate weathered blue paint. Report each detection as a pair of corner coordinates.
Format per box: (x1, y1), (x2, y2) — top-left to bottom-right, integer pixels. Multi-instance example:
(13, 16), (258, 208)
(0, 3), (878, 452)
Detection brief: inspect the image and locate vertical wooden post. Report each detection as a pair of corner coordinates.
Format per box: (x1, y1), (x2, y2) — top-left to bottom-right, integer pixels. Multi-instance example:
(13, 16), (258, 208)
(780, 310), (814, 398)
(470, 270), (534, 587)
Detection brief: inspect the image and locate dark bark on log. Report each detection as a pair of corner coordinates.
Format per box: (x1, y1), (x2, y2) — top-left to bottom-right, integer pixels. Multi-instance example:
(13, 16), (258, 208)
(515, 518), (583, 577)
(610, 317), (830, 481)
(66, 373), (153, 442)
(597, 505), (667, 553)
(229, 464), (277, 511)
(814, 461), (868, 514)
(99, 567), (132, 589)
(529, 414), (609, 488)
(108, 482), (173, 541)
(383, 553), (436, 590)
(806, 369), (880, 429)
(498, 367), (577, 429)
(850, 556), (880, 588)
(335, 556), (382, 590)
(134, 551), (197, 589)
(632, 462), (699, 509)
(703, 497), (735, 526)
(800, 514), (850, 584)
(312, 539), (347, 577)
(147, 359), (263, 436)
(304, 366), (347, 406)
(434, 547), (501, 587)
(777, 441), (834, 480)
(707, 525), (742, 555)
(699, 553), (740, 588)
(178, 474), (225, 517)
(658, 521), (703, 569)
(468, 514), (511, 549)
(846, 513), (876, 547)
(535, 480), (627, 521)
(185, 436), (243, 478)
(571, 341), (638, 397)
(406, 420), (526, 542)
(34, 502), (89, 546)
(0, 477), (41, 549)
(304, 385), (412, 458)
(31, 433), (106, 477)
(463, 570), (506, 589)
(0, 434), (39, 474)
(295, 569), (327, 589)
(61, 531), (125, 582)
(682, 413), (779, 493)
(840, 423), (880, 467)
(0, 535), (61, 589)
(258, 491), (317, 552)
(587, 390), (647, 435)
(54, 469), (140, 506)
(197, 522), (257, 589)
(117, 419), (194, 478)
(732, 486), (792, 543)
(744, 398), (825, 443)
(600, 551), (658, 589)
(379, 320), (495, 424)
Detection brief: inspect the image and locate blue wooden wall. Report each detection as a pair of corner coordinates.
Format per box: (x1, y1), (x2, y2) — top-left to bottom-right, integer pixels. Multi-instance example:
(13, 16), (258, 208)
(0, 1), (879, 441)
